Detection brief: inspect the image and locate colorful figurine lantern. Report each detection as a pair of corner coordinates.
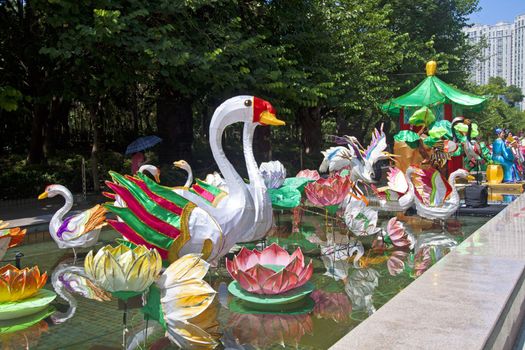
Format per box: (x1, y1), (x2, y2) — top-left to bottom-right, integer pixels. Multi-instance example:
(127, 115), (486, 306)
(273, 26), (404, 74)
(383, 61), (487, 173)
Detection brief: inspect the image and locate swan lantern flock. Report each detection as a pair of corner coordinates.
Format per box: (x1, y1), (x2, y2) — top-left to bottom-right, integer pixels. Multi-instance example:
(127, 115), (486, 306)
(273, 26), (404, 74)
(24, 95), (475, 347)
(35, 95), (472, 260)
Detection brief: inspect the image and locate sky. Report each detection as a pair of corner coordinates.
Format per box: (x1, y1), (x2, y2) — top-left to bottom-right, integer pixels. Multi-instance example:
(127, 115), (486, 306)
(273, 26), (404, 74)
(469, 0), (525, 25)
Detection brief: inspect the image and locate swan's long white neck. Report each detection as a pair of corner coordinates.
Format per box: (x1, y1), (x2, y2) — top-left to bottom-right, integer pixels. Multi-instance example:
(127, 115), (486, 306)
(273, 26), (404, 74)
(244, 123), (267, 227)
(50, 186), (74, 240)
(447, 171), (464, 203)
(405, 167), (416, 197)
(182, 165), (193, 188)
(208, 98), (253, 208)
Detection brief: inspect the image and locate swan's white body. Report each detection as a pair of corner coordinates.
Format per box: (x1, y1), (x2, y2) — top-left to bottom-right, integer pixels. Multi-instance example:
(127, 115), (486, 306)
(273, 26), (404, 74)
(174, 96), (284, 259)
(374, 167), (415, 212)
(106, 96), (283, 262)
(408, 167), (470, 221)
(172, 99), (282, 246)
(39, 185), (105, 250)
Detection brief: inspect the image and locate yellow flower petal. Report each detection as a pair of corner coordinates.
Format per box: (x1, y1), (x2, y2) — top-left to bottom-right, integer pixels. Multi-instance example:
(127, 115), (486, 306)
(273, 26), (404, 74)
(166, 320), (218, 350)
(161, 279), (216, 321)
(159, 254), (209, 288)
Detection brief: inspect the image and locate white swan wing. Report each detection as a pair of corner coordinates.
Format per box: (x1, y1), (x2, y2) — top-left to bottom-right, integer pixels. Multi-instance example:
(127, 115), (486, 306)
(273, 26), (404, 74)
(57, 205), (106, 241)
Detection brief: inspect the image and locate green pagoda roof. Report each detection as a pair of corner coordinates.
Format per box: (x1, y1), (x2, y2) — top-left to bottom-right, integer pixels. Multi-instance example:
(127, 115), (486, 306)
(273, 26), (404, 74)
(382, 61), (487, 116)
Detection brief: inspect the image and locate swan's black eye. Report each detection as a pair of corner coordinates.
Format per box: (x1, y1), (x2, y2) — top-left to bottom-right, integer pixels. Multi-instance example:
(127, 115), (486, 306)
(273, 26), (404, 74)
(244, 99), (252, 107)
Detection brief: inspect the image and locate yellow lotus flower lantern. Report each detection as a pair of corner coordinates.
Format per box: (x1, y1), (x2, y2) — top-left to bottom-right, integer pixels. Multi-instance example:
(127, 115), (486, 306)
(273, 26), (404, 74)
(84, 244), (162, 299)
(0, 265), (48, 302)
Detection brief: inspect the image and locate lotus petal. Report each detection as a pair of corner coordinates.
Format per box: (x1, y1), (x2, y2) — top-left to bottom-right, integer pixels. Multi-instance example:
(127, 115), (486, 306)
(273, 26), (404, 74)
(161, 279), (216, 321)
(166, 319), (218, 350)
(386, 217), (415, 249)
(296, 169), (320, 180)
(305, 174), (352, 207)
(0, 265), (48, 302)
(261, 268), (299, 294)
(233, 247), (260, 271)
(244, 264), (276, 290)
(236, 270), (260, 293)
(387, 251), (407, 276)
(84, 244), (160, 293)
(259, 243), (291, 266)
(160, 254), (210, 286)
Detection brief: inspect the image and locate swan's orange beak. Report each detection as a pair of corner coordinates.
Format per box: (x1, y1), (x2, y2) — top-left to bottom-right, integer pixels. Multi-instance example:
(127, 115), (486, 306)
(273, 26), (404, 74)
(154, 171), (161, 183)
(38, 192), (48, 200)
(173, 160), (184, 168)
(260, 111), (285, 126)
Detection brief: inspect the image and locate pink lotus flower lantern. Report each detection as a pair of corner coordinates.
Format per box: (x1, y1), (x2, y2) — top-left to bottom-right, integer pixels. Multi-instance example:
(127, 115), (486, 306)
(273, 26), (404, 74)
(226, 243), (313, 295)
(304, 174), (352, 207)
(296, 169), (320, 181)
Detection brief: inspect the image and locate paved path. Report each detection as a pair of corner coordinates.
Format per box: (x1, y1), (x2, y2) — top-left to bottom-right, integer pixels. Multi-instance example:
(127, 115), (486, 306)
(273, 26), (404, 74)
(1, 194), (106, 229)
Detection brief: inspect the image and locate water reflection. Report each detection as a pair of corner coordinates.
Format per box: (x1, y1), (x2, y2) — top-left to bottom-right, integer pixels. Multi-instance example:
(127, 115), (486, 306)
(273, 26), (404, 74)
(225, 311), (314, 349)
(50, 260), (111, 324)
(311, 290), (351, 323)
(1, 213), (488, 349)
(345, 268), (379, 315)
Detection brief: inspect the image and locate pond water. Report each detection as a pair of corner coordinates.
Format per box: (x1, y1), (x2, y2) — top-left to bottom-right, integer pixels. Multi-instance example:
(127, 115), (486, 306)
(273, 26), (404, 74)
(0, 210), (490, 349)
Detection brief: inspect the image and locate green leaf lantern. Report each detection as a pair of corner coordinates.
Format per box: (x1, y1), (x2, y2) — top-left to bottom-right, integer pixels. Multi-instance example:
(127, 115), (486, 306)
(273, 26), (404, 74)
(409, 106), (436, 127)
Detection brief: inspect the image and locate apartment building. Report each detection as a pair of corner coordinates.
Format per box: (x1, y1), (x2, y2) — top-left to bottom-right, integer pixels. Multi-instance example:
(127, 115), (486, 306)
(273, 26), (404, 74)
(464, 14), (525, 110)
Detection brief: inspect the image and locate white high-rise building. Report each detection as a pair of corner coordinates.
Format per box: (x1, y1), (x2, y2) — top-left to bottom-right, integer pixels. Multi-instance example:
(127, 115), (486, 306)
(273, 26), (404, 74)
(464, 14), (525, 110)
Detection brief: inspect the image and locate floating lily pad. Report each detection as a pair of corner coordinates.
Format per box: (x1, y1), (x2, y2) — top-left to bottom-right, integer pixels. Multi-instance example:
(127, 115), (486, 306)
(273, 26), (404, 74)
(228, 296), (314, 315)
(0, 306), (54, 334)
(228, 281), (314, 311)
(0, 289), (56, 321)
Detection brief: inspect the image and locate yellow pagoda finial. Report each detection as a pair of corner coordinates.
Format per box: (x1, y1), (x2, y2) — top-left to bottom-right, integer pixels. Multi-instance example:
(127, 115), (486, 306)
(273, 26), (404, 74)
(426, 61), (437, 76)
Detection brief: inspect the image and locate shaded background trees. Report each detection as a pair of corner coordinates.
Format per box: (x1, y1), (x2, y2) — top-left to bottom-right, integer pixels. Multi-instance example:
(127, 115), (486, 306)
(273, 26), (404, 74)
(2, 0), (523, 199)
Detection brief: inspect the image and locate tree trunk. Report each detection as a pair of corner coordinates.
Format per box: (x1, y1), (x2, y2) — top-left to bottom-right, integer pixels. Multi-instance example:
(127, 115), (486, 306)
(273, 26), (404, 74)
(156, 87), (193, 164)
(27, 102), (49, 164)
(254, 127), (271, 163)
(89, 102), (102, 192)
(45, 97), (71, 156)
(298, 107), (322, 168)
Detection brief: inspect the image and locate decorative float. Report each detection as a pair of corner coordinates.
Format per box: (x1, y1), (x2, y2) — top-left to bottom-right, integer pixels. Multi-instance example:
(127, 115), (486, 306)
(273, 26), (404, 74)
(38, 184), (106, 259)
(104, 96), (285, 263)
(0, 265), (55, 321)
(226, 243), (314, 310)
(383, 61), (487, 174)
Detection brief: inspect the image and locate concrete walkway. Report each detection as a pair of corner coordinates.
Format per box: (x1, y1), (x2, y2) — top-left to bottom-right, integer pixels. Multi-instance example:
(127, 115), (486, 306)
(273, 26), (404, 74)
(331, 193), (525, 349)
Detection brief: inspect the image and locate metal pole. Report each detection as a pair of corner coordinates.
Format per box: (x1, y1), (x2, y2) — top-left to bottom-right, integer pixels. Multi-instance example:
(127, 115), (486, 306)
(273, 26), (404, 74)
(81, 157), (87, 201)
(15, 252), (23, 269)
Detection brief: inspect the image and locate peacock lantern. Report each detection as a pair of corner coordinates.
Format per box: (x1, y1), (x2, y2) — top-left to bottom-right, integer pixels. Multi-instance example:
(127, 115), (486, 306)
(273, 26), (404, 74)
(104, 96), (285, 263)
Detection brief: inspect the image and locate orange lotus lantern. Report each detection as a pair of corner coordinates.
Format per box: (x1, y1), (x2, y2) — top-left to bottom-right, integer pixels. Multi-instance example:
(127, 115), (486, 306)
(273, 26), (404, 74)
(0, 265), (48, 302)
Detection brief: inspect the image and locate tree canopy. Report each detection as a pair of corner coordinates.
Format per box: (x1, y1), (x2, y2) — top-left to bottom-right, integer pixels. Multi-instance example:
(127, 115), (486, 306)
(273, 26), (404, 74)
(1, 0), (494, 198)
